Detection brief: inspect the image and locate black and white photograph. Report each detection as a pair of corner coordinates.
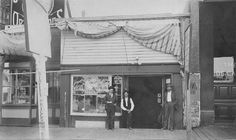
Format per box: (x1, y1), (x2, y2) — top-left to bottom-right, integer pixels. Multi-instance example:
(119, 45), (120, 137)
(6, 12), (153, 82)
(0, 0), (236, 139)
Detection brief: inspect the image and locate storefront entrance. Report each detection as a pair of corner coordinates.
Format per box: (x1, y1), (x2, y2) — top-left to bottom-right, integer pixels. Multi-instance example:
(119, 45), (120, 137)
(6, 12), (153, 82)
(128, 76), (163, 128)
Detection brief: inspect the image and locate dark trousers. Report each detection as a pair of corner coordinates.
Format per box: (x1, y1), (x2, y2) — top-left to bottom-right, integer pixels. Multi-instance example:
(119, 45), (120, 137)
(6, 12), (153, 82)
(106, 103), (115, 129)
(122, 111), (132, 128)
(163, 102), (174, 130)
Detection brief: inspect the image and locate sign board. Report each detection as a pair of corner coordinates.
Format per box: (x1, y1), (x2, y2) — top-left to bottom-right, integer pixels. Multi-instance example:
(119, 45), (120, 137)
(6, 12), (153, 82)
(214, 57), (234, 83)
(12, 0), (64, 25)
(23, 0), (52, 57)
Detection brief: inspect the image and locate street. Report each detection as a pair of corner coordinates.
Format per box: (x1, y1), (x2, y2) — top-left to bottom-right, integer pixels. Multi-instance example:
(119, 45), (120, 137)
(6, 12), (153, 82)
(0, 125), (236, 140)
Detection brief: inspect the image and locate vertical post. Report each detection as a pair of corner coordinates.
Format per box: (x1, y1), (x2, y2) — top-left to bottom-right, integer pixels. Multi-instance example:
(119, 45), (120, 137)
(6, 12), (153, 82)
(64, 91), (68, 127)
(186, 72), (191, 140)
(34, 54), (49, 139)
(0, 56), (4, 125)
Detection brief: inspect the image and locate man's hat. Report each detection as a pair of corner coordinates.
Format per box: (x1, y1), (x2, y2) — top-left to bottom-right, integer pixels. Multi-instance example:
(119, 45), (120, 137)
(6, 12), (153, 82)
(108, 86), (114, 90)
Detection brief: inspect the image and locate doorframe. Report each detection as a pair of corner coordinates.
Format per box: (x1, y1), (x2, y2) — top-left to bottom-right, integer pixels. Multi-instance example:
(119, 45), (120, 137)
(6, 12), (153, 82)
(125, 74), (172, 128)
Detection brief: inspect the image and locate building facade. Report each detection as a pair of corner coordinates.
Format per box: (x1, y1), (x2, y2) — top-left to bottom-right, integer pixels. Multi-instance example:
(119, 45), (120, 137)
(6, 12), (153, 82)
(0, 0), (235, 129)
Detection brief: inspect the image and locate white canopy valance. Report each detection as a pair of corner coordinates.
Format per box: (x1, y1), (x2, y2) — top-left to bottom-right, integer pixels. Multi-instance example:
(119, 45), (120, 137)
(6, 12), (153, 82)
(56, 19), (182, 62)
(0, 26), (31, 56)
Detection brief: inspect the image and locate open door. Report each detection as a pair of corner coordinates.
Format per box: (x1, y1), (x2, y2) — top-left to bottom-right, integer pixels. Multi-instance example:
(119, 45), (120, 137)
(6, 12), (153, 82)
(128, 76), (163, 128)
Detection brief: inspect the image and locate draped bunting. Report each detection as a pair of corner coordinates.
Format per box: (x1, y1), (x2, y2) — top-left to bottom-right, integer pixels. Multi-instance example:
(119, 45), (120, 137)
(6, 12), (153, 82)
(123, 22), (181, 60)
(67, 21), (121, 38)
(55, 19), (182, 62)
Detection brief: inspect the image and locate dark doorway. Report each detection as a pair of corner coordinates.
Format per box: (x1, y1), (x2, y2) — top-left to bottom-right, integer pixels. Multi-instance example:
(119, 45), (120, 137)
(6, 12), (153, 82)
(128, 76), (163, 128)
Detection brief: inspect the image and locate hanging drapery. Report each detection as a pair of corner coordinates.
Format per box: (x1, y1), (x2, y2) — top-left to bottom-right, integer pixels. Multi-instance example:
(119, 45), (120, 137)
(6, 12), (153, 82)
(55, 19), (182, 62)
(123, 20), (181, 61)
(0, 29), (30, 56)
(62, 21), (122, 38)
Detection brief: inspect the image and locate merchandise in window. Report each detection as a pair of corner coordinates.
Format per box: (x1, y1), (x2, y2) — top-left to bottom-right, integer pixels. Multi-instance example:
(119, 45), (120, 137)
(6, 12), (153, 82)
(71, 75), (123, 115)
(2, 68), (36, 105)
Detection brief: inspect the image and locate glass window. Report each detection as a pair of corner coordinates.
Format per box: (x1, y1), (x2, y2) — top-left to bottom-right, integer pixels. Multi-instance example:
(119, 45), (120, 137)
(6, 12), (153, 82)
(71, 75), (123, 115)
(2, 68), (35, 105)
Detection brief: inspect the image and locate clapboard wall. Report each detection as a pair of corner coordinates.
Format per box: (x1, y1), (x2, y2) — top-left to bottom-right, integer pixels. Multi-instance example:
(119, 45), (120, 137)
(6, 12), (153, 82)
(61, 30), (179, 65)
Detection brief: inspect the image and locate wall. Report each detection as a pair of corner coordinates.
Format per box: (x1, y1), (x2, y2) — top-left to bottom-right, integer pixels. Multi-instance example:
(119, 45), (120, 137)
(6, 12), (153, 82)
(190, 1), (215, 125)
(212, 2), (236, 122)
(46, 28), (61, 70)
(199, 2), (215, 125)
(59, 64), (183, 128)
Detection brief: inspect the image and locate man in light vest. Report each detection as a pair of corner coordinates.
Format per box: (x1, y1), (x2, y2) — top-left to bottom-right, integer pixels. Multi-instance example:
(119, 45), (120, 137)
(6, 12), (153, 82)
(121, 90), (135, 129)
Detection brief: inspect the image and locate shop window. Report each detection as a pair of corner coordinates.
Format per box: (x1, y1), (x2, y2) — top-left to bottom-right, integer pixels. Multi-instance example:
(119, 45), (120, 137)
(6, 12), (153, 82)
(2, 68), (36, 105)
(71, 75), (122, 116)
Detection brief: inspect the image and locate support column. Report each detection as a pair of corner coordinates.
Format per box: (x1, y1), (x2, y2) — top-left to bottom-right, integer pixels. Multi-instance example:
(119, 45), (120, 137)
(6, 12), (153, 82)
(34, 54), (49, 139)
(191, 1), (215, 126)
(199, 2), (215, 125)
(0, 56), (4, 125)
(59, 74), (70, 127)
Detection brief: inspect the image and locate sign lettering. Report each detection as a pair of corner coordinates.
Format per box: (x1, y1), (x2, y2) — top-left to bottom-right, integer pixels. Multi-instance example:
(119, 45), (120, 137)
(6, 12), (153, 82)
(11, 0), (64, 25)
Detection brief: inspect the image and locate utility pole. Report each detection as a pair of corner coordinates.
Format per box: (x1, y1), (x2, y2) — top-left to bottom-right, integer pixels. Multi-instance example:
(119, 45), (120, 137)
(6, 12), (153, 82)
(34, 54), (49, 139)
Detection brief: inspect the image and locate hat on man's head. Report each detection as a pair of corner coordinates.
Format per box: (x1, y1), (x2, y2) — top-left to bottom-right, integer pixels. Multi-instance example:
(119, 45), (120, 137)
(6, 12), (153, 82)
(108, 86), (114, 90)
(123, 89), (129, 94)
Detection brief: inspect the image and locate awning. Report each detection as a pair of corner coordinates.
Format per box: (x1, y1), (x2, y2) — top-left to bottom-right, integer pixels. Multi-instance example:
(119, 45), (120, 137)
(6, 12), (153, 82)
(0, 26), (31, 57)
(58, 19), (182, 65)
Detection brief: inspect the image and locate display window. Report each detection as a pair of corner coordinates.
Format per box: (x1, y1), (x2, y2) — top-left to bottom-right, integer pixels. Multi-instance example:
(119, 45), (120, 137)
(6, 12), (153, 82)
(71, 75), (122, 116)
(2, 67), (36, 105)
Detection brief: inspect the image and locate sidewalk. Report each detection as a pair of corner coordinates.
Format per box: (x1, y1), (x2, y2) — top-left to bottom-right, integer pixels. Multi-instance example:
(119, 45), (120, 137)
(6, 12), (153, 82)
(192, 125), (236, 140)
(0, 125), (235, 140)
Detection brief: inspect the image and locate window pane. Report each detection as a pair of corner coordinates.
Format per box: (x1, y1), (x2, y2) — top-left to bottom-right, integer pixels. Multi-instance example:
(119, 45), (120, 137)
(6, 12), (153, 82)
(97, 93), (106, 113)
(17, 69), (30, 86)
(71, 75), (112, 115)
(17, 87), (30, 104)
(3, 70), (12, 86)
(84, 95), (96, 113)
(2, 87), (12, 104)
(73, 95), (84, 113)
(73, 76), (85, 95)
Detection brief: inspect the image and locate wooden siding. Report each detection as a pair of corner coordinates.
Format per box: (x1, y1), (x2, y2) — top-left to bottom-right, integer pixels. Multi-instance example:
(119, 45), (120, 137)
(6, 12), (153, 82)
(214, 84), (236, 122)
(61, 30), (179, 65)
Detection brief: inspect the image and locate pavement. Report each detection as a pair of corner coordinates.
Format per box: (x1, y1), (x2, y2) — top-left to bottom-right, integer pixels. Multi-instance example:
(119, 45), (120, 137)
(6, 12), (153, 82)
(0, 125), (235, 140)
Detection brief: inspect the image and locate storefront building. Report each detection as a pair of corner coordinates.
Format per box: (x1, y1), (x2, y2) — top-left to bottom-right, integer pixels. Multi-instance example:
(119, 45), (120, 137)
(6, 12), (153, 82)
(0, 27), (61, 126)
(58, 17), (190, 129)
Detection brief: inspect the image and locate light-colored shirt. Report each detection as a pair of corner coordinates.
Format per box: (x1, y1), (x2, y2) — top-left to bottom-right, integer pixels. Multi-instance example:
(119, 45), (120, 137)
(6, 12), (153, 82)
(167, 91), (172, 102)
(121, 97), (135, 111)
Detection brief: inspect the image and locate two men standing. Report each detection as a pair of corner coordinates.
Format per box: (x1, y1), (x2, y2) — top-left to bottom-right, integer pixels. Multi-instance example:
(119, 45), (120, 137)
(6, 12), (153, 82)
(105, 87), (135, 130)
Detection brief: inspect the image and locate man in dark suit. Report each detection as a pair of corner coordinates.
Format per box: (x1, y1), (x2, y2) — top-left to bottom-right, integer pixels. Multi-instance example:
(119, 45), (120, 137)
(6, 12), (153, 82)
(105, 86), (117, 130)
(163, 84), (177, 131)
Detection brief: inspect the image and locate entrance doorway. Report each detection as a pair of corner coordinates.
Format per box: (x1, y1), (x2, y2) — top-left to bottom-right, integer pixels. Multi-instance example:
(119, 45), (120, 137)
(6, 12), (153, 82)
(128, 76), (164, 128)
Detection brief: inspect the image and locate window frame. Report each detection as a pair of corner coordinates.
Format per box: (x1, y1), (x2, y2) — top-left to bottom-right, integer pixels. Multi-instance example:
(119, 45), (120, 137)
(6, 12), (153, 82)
(70, 74), (122, 116)
(2, 67), (36, 105)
